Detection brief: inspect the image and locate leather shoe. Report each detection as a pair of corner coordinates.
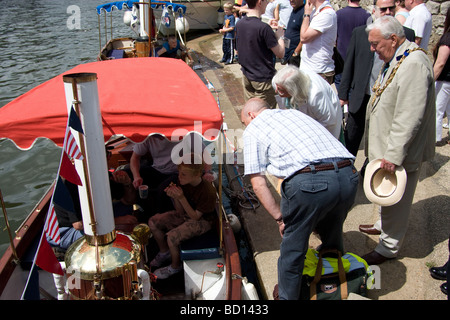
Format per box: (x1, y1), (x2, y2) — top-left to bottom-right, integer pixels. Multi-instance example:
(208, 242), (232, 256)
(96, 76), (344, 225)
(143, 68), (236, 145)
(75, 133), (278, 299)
(441, 282), (448, 296)
(362, 250), (391, 265)
(359, 224), (381, 235)
(429, 262), (448, 280)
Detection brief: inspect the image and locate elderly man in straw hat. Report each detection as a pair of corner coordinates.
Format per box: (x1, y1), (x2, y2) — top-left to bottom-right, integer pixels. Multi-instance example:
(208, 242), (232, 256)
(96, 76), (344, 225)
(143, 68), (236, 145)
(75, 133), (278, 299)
(361, 16), (435, 265)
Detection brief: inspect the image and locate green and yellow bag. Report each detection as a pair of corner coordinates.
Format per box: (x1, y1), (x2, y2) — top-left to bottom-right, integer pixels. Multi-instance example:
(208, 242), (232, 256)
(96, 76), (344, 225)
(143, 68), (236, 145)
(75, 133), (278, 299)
(300, 248), (374, 300)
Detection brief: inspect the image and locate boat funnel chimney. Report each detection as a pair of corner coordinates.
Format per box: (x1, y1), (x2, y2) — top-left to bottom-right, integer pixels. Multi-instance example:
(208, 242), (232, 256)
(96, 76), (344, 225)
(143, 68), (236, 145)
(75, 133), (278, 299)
(62, 73), (115, 245)
(61, 73), (150, 300)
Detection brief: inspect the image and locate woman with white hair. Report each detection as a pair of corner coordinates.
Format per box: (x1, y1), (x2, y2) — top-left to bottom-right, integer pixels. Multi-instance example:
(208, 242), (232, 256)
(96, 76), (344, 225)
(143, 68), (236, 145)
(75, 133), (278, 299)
(272, 65), (343, 139)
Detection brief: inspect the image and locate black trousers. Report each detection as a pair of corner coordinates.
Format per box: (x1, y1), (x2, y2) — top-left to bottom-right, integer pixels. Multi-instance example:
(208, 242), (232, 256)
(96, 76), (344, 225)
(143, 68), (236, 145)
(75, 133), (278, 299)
(447, 235), (449, 300)
(221, 38), (234, 63)
(344, 94), (370, 157)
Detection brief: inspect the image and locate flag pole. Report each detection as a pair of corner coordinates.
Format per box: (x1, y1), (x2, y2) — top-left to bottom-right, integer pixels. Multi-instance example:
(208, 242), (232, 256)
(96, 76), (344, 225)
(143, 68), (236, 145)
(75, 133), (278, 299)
(20, 117), (77, 299)
(70, 93), (98, 239)
(0, 188), (19, 262)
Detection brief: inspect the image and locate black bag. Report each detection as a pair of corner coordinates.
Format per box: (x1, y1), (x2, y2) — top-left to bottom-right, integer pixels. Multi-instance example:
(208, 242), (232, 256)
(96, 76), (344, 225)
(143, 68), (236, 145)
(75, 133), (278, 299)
(299, 248), (370, 300)
(333, 47), (344, 75)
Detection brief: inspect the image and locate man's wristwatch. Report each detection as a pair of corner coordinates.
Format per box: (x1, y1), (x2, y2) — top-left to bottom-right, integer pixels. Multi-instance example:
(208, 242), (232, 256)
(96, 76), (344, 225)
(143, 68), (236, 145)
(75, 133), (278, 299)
(303, 14), (310, 18)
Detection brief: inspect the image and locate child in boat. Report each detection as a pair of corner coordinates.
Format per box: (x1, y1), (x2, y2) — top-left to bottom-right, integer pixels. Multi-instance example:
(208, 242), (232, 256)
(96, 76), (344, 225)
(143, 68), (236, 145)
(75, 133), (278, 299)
(156, 35), (194, 66)
(148, 153), (217, 279)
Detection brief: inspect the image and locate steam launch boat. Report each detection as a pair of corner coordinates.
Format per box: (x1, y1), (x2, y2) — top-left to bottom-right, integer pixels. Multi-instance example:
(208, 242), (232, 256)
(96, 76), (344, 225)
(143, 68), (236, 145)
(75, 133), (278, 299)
(0, 56), (258, 300)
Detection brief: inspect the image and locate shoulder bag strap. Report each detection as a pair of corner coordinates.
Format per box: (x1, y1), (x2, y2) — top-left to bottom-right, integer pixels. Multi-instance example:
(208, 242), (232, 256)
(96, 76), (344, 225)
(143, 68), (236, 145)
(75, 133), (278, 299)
(310, 248), (348, 300)
(310, 251), (323, 300)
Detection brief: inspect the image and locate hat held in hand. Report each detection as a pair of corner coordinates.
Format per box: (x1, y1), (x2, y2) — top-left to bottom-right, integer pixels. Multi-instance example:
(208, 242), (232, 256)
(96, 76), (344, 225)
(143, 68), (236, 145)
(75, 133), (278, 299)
(363, 159), (407, 206)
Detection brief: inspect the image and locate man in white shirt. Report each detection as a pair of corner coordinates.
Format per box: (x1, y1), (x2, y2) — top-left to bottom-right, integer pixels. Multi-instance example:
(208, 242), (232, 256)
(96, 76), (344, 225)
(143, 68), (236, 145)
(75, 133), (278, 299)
(275, 0), (293, 27)
(300, 0), (337, 84)
(241, 98), (357, 299)
(404, 0), (432, 50)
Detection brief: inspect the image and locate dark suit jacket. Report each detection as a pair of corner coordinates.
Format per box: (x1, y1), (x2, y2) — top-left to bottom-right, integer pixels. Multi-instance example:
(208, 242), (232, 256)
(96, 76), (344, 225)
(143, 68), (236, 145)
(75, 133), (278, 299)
(338, 25), (415, 113)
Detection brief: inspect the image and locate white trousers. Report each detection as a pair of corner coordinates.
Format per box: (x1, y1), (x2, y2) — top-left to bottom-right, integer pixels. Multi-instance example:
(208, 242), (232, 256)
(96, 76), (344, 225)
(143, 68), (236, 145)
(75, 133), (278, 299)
(435, 80), (450, 141)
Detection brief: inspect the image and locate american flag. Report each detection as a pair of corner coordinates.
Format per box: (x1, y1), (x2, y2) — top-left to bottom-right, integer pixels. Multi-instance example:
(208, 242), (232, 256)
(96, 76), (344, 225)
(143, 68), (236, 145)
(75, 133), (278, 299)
(43, 122), (83, 245)
(44, 203), (60, 244)
(31, 109), (85, 279)
(64, 129), (84, 160)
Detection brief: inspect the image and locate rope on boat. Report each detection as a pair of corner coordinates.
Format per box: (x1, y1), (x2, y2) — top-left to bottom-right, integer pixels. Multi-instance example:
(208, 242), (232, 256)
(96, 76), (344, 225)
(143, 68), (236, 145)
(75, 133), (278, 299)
(200, 71), (260, 212)
(194, 266), (224, 299)
(222, 132), (260, 212)
(225, 165), (260, 211)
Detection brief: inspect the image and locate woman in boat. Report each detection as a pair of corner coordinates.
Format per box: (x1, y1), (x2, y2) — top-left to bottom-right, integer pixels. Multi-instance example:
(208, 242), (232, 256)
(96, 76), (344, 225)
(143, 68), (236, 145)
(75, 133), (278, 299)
(109, 169), (139, 232)
(47, 169), (139, 251)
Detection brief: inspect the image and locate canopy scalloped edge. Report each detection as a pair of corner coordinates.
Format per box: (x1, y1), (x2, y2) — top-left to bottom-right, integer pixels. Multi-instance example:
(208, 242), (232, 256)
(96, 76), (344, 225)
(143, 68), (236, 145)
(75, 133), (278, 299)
(0, 126), (223, 151)
(0, 137), (59, 151)
(0, 58), (223, 150)
(96, 1), (138, 14)
(96, 1), (187, 15)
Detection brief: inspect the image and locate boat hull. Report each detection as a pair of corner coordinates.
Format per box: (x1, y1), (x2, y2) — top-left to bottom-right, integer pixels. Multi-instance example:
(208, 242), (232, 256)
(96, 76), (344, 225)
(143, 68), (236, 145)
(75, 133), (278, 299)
(153, 0), (222, 33)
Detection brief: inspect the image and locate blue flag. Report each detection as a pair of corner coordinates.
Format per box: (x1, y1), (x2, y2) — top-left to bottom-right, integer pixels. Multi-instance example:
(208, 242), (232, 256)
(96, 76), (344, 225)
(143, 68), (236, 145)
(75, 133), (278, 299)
(69, 106), (84, 134)
(53, 176), (76, 214)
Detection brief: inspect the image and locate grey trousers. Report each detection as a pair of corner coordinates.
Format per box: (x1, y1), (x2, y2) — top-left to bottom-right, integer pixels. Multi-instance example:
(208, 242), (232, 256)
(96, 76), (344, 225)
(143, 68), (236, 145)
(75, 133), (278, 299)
(277, 162), (359, 299)
(375, 166), (421, 258)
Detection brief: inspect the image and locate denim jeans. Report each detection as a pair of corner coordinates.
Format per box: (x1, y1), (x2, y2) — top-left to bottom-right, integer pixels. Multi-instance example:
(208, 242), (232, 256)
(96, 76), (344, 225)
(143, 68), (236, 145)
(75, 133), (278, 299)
(47, 226), (84, 250)
(277, 162), (359, 300)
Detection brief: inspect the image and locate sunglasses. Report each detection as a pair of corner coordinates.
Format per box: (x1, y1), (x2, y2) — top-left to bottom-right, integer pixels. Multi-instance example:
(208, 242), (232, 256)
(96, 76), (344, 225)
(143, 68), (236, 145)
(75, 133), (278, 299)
(379, 5), (396, 12)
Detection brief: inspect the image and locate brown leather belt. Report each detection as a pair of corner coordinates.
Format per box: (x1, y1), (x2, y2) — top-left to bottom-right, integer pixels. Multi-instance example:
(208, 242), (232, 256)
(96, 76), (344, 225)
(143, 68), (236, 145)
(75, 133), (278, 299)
(296, 159), (352, 174)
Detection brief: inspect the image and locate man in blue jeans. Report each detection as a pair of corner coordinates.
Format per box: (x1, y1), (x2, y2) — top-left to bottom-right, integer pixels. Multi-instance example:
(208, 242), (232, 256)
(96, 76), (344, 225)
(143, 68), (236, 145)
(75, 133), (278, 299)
(241, 98), (358, 300)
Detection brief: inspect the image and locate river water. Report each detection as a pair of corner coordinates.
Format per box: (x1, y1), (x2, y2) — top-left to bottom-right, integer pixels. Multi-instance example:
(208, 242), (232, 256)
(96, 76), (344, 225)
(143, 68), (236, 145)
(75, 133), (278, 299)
(0, 0), (136, 256)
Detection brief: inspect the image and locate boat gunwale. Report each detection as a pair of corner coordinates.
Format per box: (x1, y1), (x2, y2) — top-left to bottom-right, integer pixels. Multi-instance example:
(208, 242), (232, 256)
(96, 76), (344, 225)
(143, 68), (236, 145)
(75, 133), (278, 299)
(0, 184), (54, 297)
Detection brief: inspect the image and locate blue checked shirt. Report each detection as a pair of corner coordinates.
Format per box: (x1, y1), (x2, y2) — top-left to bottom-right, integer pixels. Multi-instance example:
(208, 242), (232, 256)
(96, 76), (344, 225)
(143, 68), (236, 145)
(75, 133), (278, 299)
(243, 109), (354, 179)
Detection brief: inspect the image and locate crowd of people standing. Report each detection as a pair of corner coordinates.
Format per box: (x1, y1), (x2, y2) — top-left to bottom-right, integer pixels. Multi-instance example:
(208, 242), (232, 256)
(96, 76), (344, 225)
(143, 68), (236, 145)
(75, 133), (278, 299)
(229, 0), (448, 299)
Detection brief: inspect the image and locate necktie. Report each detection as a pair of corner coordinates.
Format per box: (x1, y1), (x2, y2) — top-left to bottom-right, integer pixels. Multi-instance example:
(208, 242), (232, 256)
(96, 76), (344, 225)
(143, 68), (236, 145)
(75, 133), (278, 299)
(381, 62), (390, 82)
